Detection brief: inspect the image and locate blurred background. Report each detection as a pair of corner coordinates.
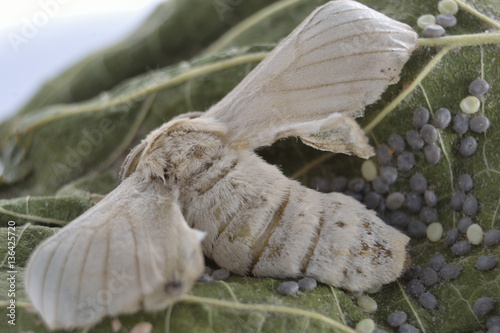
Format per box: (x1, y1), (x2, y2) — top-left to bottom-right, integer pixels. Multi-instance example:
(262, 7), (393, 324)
(0, 0), (166, 122)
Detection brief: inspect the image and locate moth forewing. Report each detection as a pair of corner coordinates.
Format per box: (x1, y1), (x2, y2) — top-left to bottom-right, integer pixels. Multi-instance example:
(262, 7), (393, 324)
(24, 172), (204, 330)
(202, 0), (418, 150)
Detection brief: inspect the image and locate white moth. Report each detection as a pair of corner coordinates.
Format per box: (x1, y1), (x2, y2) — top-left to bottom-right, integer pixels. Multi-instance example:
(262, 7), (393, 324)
(25, 0), (418, 329)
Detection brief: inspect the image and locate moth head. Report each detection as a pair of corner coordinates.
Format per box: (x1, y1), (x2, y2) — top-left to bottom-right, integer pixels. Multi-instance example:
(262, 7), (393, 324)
(120, 117), (228, 183)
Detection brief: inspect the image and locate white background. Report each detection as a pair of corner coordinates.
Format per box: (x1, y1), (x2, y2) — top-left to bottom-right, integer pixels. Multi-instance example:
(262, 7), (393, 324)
(0, 0), (167, 122)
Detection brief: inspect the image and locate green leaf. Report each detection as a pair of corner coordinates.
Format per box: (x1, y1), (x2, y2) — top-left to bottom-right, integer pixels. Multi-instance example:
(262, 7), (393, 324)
(1, 0), (500, 332)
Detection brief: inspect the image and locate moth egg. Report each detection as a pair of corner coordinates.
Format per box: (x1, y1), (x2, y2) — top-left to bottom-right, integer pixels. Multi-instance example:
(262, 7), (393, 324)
(450, 190), (466, 211)
(348, 177), (365, 193)
(212, 268), (230, 281)
(380, 166), (398, 184)
(405, 266), (423, 280)
(408, 220), (427, 239)
(372, 176), (389, 194)
(470, 116), (490, 133)
(406, 279), (426, 297)
(426, 223), (443, 242)
(413, 107), (430, 129)
(436, 14), (457, 28)
(405, 191), (423, 213)
(377, 144), (393, 166)
(424, 143), (441, 165)
(389, 211), (411, 229)
(429, 253), (446, 272)
(364, 191), (381, 210)
(197, 274), (214, 283)
(487, 326), (500, 333)
(298, 277), (317, 292)
(460, 96), (481, 114)
(387, 311), (408, 328)
(361, 160), (378, 182)
(332, 176), (348, 192)
(419, 292), (438, 310)
(131, 322), (153, 333)
(453, 114), (469, 134)
(310, 177), (331, 193)
(277, 281), (299, 296)
(446, 227), (459, 246)
(469, 78), (490, 96)
(397, 151), (416, 172)
(204, 266), (212, 275)
(463, 195), (479, 216)
(357, 295), (378, 312)
(398, 323), (420, 333)
(422, 24), (446, 38)
(433, 108), (452, 129)
(438, 0), (459, 15)
(457, 174), (474, 192)
(417, 14), (437, 29)
(484, 229), (500, 247)
(467, 224), (484, 245)
(487, 317), (500, 329)
(420, 207), (438, 224)
(419, 268), (439, 286)
(366, 285), (382, 294)
(451, 240), (472, 256)
(386, 192), (405, 211)
(406, 130), (425, 150)
(458, 216), (473, 233)
(473, 297), (495, 316)
(424, 190), (438, 207)
(388, 133), (406, 155)
(459, 136), (478, 157)
(420, 124), (438, 144)
(410, 173), (428, 194)
(439, 264), (462, 280)
(475, 256), (498, 271)
(355, 318), (375, 333)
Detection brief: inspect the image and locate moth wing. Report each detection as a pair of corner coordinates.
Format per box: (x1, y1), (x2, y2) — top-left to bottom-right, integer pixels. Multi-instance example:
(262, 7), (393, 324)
(202, 0), (417, 152)
(25, 173), (205, 330)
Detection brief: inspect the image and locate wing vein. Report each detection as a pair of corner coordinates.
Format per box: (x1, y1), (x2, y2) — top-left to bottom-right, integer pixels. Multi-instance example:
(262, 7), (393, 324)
(295, 49), (410, 71)
(75, 228), (99, 324)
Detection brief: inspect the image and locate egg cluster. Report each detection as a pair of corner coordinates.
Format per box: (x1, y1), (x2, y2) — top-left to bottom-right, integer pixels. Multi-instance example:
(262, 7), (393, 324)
(417, 0), (459, 37)
(306, 72), (498, 331)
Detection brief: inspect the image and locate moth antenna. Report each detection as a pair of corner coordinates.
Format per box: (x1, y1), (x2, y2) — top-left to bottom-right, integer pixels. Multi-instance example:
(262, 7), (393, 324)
(119, 140), (147, 183)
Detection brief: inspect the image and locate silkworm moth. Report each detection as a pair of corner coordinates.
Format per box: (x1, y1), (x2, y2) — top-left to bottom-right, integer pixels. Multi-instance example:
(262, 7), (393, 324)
(25, 0), (418, 329)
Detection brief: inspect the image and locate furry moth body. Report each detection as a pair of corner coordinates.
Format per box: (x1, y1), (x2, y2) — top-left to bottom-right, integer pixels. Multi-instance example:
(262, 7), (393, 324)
(25, 0), (417, 329)
(131, 118), (410, 292)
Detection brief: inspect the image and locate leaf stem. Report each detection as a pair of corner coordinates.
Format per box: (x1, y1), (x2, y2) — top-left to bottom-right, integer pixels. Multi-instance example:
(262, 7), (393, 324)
(454, 0), (500, 29)
(418, 32), (500, 48)
(97, 92), (157, 172)
(397, 282), (427, 333)
(16, 53), (269, 134)
(204, 0), (302, 55)
(0, 205), (67, 225)
(179, 294), (357, 333)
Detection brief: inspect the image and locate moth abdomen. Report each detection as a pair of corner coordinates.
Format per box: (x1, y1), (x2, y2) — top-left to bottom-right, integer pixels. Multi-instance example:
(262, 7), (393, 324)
(172, 136), (409, 291)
